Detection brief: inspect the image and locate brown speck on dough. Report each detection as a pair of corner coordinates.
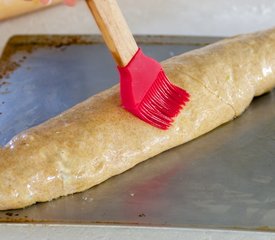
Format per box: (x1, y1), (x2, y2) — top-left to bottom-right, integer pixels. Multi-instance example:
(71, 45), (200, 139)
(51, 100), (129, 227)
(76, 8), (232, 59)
(138, 213), (146, 217)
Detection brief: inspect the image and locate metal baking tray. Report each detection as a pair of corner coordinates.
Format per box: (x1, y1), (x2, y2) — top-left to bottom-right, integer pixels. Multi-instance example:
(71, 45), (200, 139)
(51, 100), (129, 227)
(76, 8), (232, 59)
(0, 35), (275, 233)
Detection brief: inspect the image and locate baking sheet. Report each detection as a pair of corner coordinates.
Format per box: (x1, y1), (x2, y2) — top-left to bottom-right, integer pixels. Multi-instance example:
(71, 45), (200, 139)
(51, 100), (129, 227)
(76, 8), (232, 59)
(0, 35), (275, 232)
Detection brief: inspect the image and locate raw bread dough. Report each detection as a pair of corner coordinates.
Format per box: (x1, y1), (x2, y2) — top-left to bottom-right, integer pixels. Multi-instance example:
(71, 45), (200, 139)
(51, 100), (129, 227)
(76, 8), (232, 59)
(0, 28), (275, 210)
(0, 0), (62, 21)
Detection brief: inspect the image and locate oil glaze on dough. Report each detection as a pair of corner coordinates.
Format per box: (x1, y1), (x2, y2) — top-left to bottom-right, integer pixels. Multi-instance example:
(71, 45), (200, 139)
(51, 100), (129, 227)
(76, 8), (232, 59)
(0, 28), (275, 210)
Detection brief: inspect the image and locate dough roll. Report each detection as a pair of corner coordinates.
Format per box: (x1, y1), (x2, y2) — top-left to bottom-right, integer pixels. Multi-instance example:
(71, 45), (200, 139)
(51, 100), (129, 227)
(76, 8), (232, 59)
(0, 0), (62, 21)
(0, 28), (275, 210)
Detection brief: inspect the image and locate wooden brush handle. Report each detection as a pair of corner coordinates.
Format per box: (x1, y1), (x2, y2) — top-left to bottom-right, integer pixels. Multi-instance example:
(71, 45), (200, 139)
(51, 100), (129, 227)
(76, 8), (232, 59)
(86, 0), (138, 67)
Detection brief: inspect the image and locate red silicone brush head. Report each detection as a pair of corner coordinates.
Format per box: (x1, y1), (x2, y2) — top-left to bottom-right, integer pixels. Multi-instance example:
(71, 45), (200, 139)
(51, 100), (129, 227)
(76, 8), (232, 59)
(118, 48), (190, 130)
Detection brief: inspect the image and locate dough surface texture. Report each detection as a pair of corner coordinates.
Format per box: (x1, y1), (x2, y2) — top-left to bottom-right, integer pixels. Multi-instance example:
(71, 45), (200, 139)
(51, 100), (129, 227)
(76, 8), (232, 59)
(0, 28), (275, 210)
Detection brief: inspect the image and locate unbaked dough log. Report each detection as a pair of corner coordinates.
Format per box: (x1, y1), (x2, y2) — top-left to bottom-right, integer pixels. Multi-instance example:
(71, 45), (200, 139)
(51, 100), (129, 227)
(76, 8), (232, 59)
(0, 28), (275, 210)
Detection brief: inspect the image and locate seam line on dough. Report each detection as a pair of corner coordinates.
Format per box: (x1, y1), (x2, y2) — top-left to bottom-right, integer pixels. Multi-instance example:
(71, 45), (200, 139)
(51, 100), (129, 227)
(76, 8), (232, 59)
(180, 70), (237, 117)
(56, 161), (66, 194)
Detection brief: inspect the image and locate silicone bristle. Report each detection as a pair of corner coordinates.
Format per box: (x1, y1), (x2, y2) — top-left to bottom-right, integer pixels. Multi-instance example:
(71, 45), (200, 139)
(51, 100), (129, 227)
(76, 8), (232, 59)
(137, 70), (190, 129)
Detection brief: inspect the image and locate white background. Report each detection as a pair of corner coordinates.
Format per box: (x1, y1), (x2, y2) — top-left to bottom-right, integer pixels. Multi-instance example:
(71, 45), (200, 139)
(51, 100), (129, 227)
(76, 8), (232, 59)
(0, 0), (275, 53)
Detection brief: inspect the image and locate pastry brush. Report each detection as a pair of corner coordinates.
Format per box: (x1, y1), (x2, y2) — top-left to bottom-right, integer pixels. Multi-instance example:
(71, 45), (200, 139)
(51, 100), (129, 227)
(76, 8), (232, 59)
(86, 0), (190, 129)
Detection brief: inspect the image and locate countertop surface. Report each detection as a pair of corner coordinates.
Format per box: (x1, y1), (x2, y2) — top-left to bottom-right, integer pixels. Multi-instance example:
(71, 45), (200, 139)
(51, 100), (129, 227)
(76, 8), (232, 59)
(1, 0), (275, 54)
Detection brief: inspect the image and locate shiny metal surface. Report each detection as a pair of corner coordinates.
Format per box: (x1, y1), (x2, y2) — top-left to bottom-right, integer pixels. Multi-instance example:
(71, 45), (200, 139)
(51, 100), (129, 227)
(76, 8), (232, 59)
(0, 35), (275, 232)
